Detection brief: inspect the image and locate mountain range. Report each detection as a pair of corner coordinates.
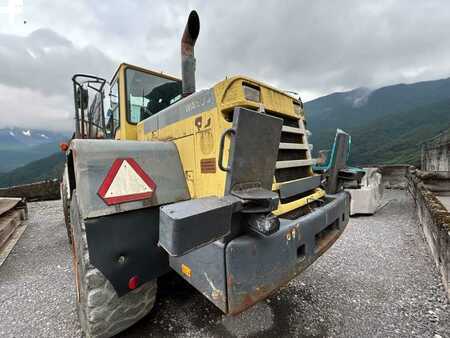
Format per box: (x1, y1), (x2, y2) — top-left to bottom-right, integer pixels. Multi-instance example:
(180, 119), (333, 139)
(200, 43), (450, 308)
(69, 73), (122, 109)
(0, 77), (449, 188)
(305, 77), (450, 166)
(0, 128), (68, 172)
(0, 152), (65, 188)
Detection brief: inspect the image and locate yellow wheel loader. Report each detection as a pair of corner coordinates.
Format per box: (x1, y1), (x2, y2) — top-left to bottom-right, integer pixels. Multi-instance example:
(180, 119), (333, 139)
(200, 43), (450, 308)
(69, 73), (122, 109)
(61, 11), (356, 337)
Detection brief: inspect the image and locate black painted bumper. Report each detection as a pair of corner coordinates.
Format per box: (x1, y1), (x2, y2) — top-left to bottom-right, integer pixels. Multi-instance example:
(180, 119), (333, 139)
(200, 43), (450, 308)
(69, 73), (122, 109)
(225, 191), (350, 314)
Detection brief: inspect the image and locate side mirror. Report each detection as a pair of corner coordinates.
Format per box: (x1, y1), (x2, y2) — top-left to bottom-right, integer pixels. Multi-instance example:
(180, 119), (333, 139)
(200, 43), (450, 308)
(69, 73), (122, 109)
(75, 87), (89, 110)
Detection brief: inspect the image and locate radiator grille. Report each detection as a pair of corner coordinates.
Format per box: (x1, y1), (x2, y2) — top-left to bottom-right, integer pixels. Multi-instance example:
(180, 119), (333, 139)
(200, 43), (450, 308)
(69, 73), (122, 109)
(269, 114), (313, 185)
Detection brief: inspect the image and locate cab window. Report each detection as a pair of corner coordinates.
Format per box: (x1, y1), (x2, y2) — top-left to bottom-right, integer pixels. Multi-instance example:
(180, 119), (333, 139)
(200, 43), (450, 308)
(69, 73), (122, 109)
(125, 68), (182, 124)
(105, 78), (120, 138)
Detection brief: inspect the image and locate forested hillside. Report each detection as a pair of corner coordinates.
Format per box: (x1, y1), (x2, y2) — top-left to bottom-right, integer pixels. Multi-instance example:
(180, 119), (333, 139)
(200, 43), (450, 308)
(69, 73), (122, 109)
(305, 78), (450, 166)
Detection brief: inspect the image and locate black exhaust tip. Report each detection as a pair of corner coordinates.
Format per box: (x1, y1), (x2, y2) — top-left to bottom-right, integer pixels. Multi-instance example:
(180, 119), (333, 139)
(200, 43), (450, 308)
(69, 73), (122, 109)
(181, 10), (200, 97)
(184, 10), (200, 45)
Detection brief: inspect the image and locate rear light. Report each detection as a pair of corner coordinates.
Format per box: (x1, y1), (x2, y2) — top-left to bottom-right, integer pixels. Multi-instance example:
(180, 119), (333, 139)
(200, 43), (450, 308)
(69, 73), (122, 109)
(243, 83), (261, 102)
(60, 143), (69, 152)
(128, 275), (139, 290)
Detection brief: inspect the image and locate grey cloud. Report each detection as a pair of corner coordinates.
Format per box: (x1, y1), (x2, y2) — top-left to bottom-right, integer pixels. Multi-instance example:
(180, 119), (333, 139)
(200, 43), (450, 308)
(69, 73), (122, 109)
(0, 28), (116, 131)
(12, 0), (450, 98)
(0, 84), (72, 131)
(1, 0), (450, 132)
(24, 1), (185, 71)
(0, 28), (116, 97)
(191, 0), (450, 98)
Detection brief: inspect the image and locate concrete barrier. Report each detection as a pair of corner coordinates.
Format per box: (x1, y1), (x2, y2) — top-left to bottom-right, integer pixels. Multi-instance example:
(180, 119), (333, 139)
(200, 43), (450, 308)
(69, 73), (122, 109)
(380, 165), (411, 189)
(0, 179), (60, 202)
(421, 128), (449, 171)
(362, 164), (410, 189)
(414, 170), (450, 195)
(407, 168), (450, 300)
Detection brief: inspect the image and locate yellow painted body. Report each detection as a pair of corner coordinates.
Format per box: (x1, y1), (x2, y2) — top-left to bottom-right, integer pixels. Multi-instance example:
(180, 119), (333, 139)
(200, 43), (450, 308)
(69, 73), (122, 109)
(115, 63), (323, 216)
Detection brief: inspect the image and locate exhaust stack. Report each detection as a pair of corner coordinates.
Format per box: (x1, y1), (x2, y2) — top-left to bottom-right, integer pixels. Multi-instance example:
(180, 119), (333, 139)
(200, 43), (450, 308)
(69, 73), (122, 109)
(181, 10), (200, 97)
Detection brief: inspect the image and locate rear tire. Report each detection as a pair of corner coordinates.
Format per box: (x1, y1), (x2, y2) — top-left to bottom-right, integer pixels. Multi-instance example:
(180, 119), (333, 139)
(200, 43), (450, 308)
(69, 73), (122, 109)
(70, 191), (157, 338)
(61, 166), (72, 244)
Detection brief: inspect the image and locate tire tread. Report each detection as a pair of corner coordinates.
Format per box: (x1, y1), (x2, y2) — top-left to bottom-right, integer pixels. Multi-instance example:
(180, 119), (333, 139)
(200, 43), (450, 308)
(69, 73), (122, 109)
(70, 191), (156, 338)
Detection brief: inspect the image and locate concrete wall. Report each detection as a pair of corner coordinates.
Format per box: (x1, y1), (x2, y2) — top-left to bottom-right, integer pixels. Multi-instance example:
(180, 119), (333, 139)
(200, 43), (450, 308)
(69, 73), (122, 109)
(415, 171), (450, 196)
(408, 169), (450, 300)
(379, 165), (411, 189)
(363, 164), (410, 189)
(0, 180), (60, 202)
(421, 129), (449, 171)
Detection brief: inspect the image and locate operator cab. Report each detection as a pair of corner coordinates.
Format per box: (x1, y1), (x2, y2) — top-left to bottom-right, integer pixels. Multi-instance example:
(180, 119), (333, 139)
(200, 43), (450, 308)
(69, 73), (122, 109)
(106, 63), (182, 140)
(73, 63), (181, 141)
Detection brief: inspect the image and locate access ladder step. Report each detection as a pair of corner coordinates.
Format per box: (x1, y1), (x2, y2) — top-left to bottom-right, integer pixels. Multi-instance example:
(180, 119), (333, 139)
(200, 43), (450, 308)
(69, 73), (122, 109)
(276, 159), (316, 169)
(279, 143), (309, 150)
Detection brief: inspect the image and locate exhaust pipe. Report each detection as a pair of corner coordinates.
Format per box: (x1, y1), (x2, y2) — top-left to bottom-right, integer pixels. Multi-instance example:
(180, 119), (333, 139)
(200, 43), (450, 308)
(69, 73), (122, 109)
(181, 10), (200, 97)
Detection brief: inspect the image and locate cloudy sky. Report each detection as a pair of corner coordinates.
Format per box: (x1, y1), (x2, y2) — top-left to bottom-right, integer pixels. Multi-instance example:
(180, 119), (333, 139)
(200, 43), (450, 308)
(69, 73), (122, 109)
(1, 0), (450, 131)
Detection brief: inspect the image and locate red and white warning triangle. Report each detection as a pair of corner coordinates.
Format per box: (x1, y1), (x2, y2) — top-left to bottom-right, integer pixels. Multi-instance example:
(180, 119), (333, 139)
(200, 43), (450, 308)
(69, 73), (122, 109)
(98, 158), (156, 205)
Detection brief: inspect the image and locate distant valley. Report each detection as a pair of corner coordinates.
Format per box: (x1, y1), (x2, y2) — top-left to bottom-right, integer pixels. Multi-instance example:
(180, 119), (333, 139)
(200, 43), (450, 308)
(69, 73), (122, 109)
(305, 77), (450, 166)
(1, 77), (450, 188)
(0, 128), (68, 188)
(0, 152), (65, 188)
(0, 128), (68, 173)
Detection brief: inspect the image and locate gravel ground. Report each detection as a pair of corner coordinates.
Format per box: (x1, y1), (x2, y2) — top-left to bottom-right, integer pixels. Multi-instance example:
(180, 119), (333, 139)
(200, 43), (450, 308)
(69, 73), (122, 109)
(0, 190), (448, 337)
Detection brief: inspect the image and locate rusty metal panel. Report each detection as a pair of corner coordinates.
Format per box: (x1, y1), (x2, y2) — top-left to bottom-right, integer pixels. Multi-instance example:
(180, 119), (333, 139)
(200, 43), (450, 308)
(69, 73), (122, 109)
(200, 158), (216, 173)
(166, 192), (350, 314)
(225, 192), (349, 314)
(225, 108), (282, 192)
(169, 241), (228, 312)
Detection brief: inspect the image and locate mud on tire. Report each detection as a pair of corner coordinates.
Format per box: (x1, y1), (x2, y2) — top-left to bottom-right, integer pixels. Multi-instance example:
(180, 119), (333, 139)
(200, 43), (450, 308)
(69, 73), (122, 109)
(70, 191), (157, 338)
